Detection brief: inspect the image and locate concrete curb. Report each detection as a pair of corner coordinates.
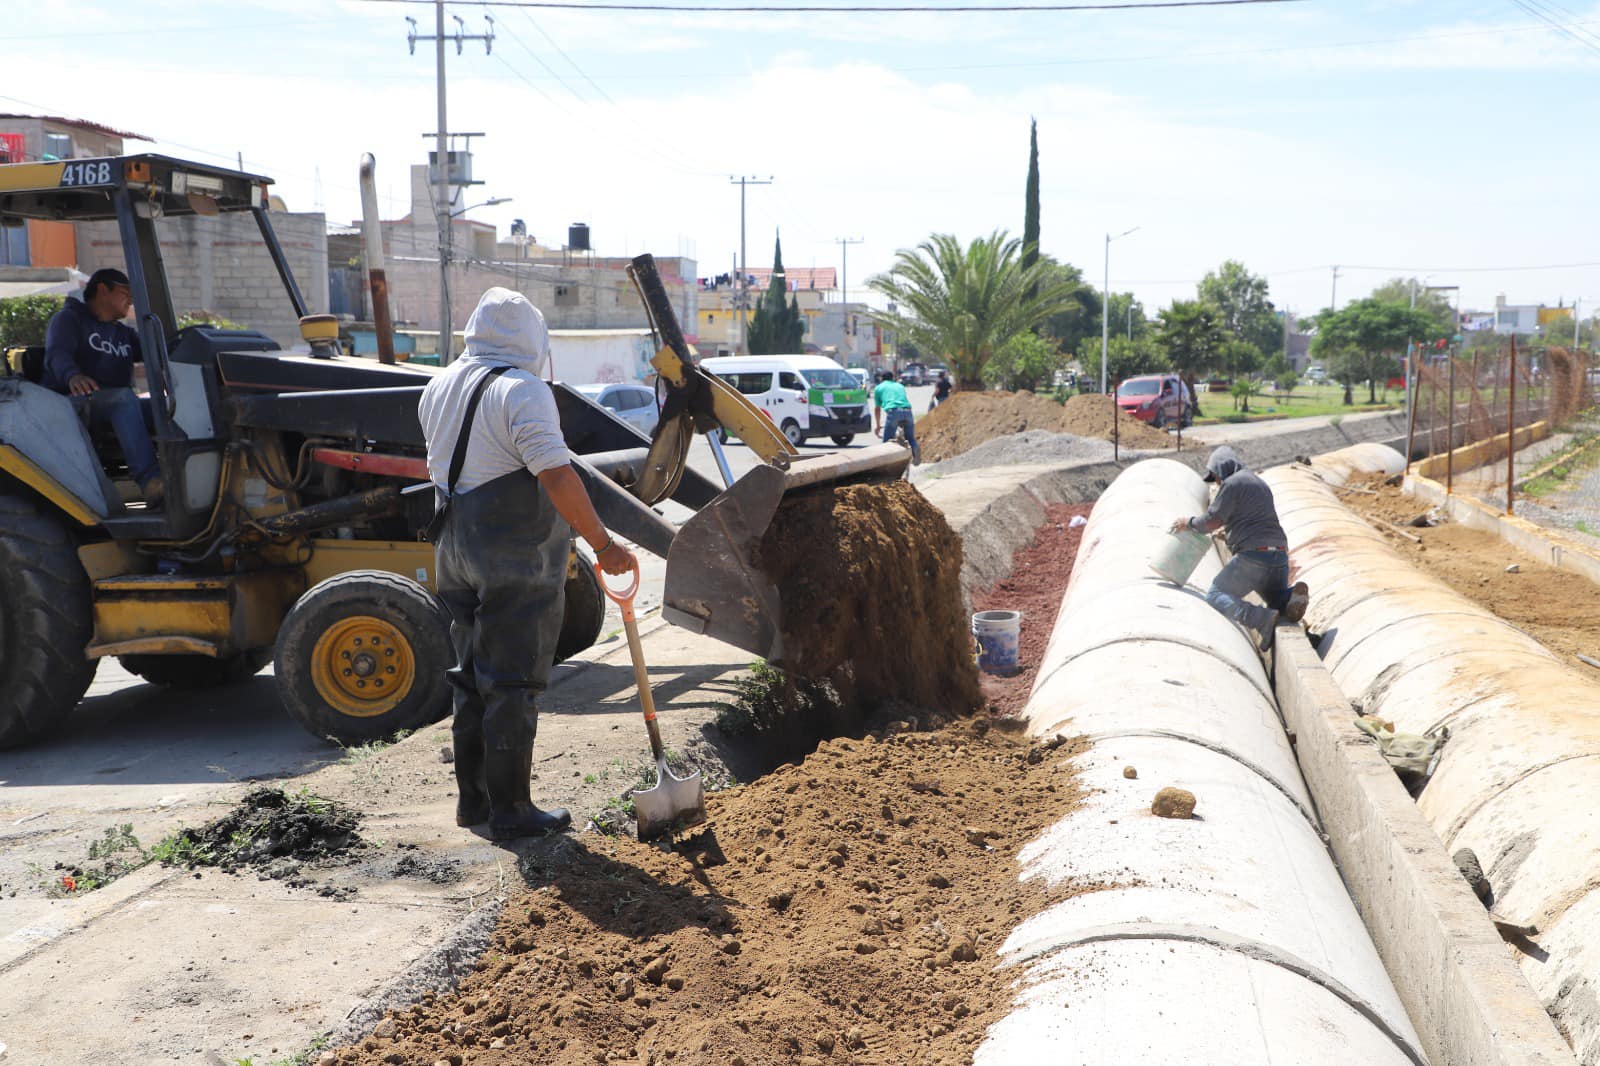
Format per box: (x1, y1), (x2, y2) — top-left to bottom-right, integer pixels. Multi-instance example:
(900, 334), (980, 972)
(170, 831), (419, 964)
(1405, 472), (1600, 590)
(1271, 627), (1573, 1066)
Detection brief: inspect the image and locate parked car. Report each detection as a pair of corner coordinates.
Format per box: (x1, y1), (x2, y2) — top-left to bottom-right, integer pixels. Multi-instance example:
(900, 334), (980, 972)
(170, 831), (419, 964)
(1116, 373), (1194, 428)
(702, 353), (871, 446)
(847, 367), (870, 392)
(899, 362), (927, 387)
(575, 382), (659, 436)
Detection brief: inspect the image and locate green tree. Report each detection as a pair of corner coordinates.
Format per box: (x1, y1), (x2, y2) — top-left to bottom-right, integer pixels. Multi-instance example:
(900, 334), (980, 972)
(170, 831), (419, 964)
(868, 231), (1082, 389)
(1156, 299), (1227, 414)
(1369, 277), (1456, 335)
(1217, 338), (1264, 381)
(746, 234), (806, 355)
(985, 330), (1063, 391)
(1102, 291), (1149, 340)
(1198, 260), (1281, 356)
(1079, 333), (1166, 383)
(1038, 259), (1099, 353)
(1022, 119), (1040, 282)
(1310, 297), (1446, 404)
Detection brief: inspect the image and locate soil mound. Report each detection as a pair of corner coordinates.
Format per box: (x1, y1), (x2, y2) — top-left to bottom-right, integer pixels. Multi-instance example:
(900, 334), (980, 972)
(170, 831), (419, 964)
(918, 391), (1172, 463)
(1343, 474), (1600, 663)
(161, 787), (365, 878)
(332, 719), (1092, 1066)
(759, 480), (983, 720)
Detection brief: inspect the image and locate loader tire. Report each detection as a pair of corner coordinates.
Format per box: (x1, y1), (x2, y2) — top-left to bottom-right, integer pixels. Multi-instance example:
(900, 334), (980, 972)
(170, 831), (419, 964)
(556, 551), (605, 663)
(120, 648), (273, 689)
(0, 494), (96, 749)
(275, 570), (452, 746)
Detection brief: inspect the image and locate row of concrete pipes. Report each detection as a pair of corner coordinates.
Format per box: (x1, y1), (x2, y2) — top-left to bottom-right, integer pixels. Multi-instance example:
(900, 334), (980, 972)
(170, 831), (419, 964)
(975, 448), (1595, 1064)
(1265, 445), (1600, 1062)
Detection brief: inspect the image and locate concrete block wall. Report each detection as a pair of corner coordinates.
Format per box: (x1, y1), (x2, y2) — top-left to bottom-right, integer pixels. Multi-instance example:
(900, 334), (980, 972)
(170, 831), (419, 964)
(77, 210), (328, 348)
(382, 256), (697, 336)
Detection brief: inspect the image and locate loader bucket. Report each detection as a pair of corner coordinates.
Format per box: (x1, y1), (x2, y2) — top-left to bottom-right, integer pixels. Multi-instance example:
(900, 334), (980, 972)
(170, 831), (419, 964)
(661, 441), (912, 664)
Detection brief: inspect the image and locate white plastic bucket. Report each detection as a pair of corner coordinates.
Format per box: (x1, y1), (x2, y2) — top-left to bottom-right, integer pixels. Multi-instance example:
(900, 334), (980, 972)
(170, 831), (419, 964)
(1149, 529), (1211, 586)
(973, 610), (1022, 674)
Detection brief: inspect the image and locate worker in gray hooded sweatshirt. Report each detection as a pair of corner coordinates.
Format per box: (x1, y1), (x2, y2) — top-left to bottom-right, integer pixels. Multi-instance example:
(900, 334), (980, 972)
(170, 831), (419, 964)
(420, 288), (636, 839)
(1170, 446), (1309, 652)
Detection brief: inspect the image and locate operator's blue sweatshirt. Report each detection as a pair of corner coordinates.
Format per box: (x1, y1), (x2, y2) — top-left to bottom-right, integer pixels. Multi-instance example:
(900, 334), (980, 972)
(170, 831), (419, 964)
(42, 294), (142, 393)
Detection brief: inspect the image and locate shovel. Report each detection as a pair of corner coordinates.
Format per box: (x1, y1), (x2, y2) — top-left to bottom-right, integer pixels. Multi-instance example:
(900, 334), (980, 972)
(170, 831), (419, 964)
(601, 557), (707, 841)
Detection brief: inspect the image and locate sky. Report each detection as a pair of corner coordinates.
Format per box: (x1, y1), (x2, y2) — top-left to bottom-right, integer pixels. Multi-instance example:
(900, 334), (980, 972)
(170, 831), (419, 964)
(6, 0), (1600, 320)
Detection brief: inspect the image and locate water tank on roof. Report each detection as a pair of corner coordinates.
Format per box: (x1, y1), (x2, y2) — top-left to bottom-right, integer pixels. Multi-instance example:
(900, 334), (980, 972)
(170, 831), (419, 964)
(568, 223), (590, 252)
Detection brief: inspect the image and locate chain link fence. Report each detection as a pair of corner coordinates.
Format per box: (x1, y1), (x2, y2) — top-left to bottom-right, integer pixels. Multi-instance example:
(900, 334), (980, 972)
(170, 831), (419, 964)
(1405, 344), (1600, 539)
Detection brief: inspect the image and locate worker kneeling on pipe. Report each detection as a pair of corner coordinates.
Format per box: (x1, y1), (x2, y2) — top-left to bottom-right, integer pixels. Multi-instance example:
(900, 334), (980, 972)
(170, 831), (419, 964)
(420, 288), (637, 840)
(1170, 446), (1309, 653)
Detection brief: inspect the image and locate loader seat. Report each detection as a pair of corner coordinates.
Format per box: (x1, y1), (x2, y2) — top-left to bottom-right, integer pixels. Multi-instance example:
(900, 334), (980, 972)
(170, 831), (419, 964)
(6, 345), (45, 384)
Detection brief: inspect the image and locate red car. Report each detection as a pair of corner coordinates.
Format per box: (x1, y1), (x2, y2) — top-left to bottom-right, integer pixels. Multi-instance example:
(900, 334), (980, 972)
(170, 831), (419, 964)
(1116, 373), (1194, 428)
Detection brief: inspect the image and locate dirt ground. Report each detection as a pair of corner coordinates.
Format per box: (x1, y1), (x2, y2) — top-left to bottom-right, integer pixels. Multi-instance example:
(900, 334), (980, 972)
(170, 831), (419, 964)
(918, 391), (1173, 463)
(1342, 475), (1600, 663)
(971, 503), (1094, 716)
(331, 718), (1090, 1066)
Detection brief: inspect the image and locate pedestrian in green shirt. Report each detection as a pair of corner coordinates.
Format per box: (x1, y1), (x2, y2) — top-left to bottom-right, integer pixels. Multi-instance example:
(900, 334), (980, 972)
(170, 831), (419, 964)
(873, 372), (920, 464)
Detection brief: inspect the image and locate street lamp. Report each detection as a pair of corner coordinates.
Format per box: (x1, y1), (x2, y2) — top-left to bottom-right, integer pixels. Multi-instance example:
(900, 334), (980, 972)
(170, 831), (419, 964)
(450, 195), (512, 219)
(1101, 226), (1139, 394)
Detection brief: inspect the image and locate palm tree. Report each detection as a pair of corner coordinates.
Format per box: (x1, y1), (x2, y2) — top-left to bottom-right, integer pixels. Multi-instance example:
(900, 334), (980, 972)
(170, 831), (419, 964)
(868, 231), (1082, 389)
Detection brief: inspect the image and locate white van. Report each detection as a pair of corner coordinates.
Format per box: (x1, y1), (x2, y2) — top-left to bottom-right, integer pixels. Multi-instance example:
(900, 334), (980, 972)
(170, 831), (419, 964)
(701, 354), (872, 447)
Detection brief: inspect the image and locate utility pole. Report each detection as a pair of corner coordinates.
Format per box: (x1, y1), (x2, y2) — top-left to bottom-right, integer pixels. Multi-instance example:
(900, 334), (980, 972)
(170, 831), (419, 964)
(409, 5), (493, 363)
(1330, 265), (1341, 311)
(836, 236), (863, 352)
(729, 176), (772, 355)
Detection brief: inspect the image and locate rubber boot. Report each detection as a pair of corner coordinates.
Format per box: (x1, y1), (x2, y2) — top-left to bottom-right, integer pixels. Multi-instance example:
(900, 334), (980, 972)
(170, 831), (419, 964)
(1283, 581), (1310, 624)
(453, 736), (491, 827)
(486, 746), (572, 839)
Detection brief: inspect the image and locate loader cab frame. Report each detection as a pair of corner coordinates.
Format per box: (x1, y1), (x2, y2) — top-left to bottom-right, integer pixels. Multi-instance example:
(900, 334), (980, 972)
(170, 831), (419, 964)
(0, 154), (307, 539)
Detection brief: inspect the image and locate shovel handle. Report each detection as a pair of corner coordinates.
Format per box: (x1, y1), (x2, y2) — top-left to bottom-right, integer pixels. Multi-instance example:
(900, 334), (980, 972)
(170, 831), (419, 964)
(599, 553), (642, 615)
(598, 555), (667, 753)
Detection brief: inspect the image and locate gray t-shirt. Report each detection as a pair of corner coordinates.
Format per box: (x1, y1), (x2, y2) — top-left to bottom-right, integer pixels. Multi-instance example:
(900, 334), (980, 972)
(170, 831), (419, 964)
(1198, 470), (1287, 554)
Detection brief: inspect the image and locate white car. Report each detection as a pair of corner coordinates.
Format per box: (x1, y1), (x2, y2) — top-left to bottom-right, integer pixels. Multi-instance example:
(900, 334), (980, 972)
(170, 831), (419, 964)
(576, 382), (659, 436)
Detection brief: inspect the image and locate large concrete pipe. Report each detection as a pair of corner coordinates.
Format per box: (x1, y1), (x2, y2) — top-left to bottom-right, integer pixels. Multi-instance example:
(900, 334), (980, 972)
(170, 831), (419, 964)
(1265, 443), (1600, 1061)
(975, 458), (1424, 1065)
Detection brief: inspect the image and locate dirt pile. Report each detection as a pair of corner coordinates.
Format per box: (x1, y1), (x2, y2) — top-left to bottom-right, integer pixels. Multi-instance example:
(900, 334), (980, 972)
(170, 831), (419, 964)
(1342, 475), (1600, 663)
(160, 787), (366, 892)
(332, 719), (1092, 1066)
(918, 391), (1172, 463)
(971, 503), (1093, 716)
(759, 480), (983, 721)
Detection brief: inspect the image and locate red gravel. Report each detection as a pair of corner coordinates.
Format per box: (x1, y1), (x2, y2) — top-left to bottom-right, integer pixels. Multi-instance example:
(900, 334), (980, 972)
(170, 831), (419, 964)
(971, 502), (1093, 717)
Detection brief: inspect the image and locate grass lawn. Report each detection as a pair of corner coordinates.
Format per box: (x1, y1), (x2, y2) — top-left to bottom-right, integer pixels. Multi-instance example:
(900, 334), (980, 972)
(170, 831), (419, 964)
(1192, 382), (1398, 425)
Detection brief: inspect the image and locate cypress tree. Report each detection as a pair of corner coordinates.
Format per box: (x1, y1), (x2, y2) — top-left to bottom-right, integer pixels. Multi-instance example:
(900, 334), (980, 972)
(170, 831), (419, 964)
(748, 232), (806, 354)
(1022, 118), (1040, 273)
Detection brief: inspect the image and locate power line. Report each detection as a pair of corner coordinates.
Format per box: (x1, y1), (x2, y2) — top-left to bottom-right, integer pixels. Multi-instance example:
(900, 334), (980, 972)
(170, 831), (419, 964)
(354, 0), (1303, 13)
(1504, 0), (1600, 54)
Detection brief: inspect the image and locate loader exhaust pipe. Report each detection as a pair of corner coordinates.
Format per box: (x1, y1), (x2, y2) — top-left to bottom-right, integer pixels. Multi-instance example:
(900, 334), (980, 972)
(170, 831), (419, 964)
(359, 154), (396, 366)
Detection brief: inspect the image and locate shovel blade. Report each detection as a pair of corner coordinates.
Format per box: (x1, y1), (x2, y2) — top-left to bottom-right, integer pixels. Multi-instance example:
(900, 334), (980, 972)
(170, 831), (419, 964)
(634, 766), (707, 842)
